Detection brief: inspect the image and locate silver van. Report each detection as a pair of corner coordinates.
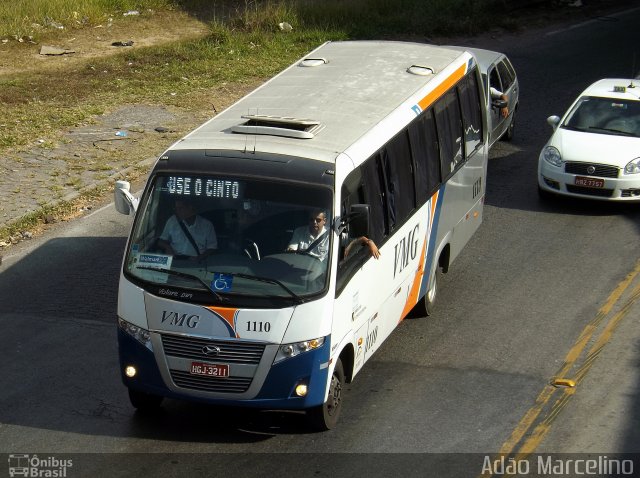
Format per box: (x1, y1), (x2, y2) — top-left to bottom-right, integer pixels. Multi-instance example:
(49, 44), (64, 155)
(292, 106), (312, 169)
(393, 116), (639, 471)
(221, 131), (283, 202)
(446, 46), (519, 148)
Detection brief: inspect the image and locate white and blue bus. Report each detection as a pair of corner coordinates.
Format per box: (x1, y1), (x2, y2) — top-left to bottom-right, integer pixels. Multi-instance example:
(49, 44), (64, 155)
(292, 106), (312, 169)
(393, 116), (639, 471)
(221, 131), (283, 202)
(114, 40), (488, 430)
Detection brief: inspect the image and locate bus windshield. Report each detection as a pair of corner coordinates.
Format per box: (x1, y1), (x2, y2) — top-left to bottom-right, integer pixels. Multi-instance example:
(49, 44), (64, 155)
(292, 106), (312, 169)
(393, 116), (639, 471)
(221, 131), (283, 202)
(124, 174), (333, 301)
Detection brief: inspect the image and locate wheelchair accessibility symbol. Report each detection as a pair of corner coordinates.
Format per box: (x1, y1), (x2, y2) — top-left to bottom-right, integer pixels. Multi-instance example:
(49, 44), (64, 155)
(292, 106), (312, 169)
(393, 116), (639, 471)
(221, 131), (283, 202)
(211, 273), (233, 291)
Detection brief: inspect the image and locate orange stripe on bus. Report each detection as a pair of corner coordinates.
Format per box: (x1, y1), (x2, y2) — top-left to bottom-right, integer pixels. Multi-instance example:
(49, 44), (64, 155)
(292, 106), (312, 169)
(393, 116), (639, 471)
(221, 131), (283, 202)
(400, 237), (428, 320)
(399, 190), (440, 320)
(417, 63), (467, 111)
(206, 306), (238, 334)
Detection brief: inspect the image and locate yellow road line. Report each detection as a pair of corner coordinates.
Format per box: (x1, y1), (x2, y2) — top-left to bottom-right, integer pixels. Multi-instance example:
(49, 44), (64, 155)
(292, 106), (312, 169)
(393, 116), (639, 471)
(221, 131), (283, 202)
(499, 260), (640, 455)
(517, 280), (640, 454)
(479, 260), (640, 477)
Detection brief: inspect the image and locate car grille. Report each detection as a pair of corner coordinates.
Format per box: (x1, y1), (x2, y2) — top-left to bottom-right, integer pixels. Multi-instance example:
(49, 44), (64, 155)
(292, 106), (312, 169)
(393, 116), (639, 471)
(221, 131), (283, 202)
(161, 334), (266, 393)
(564, 162), (619, 178)
(565, 185), (614, 197)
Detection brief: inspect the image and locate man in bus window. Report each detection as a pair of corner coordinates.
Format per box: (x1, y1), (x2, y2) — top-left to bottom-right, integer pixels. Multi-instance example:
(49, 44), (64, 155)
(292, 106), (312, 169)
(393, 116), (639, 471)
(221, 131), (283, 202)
(287, 209), (330, 261)
(158, 197), (217, 260)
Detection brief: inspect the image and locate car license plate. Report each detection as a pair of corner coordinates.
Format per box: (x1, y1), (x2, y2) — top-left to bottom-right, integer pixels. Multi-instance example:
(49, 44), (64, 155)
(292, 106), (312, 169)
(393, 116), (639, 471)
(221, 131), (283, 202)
(575, 176), (604, 188)
(190, 361), (229, 378)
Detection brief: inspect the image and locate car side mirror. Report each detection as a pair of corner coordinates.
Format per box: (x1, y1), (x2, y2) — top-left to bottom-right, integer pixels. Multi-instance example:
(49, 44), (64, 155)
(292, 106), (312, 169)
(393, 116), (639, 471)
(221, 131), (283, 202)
(114, 180), (139, 215)
(547, 115), (561, 129)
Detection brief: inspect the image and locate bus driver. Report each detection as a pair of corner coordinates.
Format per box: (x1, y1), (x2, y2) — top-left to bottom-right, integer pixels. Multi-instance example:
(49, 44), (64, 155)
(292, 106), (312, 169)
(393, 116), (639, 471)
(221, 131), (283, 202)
(287, 209), (330, 261)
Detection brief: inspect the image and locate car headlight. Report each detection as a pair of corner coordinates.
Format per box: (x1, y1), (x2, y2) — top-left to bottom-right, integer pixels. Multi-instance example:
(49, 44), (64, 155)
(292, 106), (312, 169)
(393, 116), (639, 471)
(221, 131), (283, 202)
(274, 337), (325, 364)
(624, 157), (640, 175)
(118, 318), (153, 351)
(542, 146), (563, 167)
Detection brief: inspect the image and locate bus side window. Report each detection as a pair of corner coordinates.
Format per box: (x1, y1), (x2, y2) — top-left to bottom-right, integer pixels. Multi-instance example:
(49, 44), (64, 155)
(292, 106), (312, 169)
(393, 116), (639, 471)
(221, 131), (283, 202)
(361, 158), (385, 245)
(381, 130), (415, 230)
(409, 110), (441, 205)
(434, 89), (464, 178)
(458, 72), (483, 156)
(338, 167), (365, 259)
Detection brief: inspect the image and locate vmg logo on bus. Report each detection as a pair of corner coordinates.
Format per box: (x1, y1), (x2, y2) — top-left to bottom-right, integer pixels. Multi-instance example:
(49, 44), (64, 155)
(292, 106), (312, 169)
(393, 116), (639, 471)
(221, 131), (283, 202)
(393, 224), (420, 278)
(161, 310), (201, 328)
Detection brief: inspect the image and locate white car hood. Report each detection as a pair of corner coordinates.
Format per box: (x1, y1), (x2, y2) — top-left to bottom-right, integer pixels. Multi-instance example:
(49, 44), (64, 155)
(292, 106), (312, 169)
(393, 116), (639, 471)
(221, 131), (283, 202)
(550, 129), (640, 167)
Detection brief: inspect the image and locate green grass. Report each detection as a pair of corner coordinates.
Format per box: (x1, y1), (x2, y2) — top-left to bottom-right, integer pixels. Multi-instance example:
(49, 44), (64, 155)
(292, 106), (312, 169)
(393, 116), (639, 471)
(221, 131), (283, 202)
(0, 0), (520, 243)
(0, 0), (173, 39)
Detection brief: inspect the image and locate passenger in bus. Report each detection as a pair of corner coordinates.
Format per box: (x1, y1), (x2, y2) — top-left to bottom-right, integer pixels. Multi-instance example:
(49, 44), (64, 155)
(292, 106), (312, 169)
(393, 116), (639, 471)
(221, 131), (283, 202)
(490, 86), (509, 118)
(287, 209), (330, 261)
(157, 198), (217, 260)
(344, 235), (380, 260)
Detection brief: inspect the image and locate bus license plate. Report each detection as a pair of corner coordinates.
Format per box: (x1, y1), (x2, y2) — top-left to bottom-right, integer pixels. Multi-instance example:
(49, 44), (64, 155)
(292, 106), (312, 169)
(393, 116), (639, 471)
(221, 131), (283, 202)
(190, 362), (229, 378)
(575, 176), (604, 188)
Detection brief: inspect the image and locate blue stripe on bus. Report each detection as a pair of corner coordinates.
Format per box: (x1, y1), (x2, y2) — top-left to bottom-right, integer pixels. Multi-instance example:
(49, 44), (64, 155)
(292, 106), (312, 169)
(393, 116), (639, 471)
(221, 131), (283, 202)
(419, 184), (446, 298)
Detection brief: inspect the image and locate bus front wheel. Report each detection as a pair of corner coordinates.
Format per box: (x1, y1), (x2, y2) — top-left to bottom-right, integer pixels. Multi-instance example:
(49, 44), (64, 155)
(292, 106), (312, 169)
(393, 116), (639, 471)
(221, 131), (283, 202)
(307, 358), (345, 431)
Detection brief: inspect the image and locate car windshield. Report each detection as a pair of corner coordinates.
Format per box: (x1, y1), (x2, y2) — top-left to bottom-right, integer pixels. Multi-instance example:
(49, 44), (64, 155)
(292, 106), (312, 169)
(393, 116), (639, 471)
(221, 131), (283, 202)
(562, 96), (640, 137)
(124, 174), (333, 303)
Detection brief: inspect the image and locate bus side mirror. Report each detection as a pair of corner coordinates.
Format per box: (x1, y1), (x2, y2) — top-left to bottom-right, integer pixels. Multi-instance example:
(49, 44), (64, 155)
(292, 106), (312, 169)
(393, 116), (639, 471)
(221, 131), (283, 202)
(349, 204), (370, 237)
(114, 180), (139, 215)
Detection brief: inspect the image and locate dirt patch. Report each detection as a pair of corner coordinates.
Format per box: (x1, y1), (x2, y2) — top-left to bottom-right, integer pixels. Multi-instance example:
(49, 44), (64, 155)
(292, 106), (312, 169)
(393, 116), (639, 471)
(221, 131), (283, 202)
(0, 80), (263, 235)
(0, 9), (209, 77)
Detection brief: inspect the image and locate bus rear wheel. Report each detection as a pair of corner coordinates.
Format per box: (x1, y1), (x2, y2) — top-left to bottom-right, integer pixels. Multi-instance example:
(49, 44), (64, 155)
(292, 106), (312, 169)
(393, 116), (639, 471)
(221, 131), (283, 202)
(424, 266), (440, 316)
(307, 358), (345, 431)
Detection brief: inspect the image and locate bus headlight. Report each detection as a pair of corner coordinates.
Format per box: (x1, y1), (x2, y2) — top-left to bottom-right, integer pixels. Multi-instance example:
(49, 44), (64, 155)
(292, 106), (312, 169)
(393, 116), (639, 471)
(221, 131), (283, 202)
(274, 337), (325, 364)
(118, 318), (153, 351)
(542, 146), (563, 167)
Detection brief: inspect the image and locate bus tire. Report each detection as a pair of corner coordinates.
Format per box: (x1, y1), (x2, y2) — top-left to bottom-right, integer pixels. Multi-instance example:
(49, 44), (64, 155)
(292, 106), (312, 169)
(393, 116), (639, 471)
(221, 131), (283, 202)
(128, 388), (163, 412)
(307, 358), (345, 431)
(424, 266), (441, 316)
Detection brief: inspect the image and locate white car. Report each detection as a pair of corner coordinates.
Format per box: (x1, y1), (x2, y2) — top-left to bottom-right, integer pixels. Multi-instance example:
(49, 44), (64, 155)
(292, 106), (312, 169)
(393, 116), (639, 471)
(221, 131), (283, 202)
(538, 78), (640, 201)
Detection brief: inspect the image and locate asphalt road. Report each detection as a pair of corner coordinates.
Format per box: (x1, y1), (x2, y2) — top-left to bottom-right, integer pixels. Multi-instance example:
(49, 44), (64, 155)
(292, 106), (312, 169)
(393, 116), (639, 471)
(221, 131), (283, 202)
(1, 6), (640, 478)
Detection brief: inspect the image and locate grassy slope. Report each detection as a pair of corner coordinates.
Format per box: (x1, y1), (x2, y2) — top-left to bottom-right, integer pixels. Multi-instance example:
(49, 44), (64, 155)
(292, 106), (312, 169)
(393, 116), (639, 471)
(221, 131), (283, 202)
(0, 0), (633, 243)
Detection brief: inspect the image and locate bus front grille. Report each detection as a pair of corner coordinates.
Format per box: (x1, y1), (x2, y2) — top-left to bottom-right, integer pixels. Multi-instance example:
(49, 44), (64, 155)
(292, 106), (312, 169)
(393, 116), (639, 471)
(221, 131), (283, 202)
(161, 334), (265, 394)
(170, 370), (253, 393)
(161, 334), (265, 364)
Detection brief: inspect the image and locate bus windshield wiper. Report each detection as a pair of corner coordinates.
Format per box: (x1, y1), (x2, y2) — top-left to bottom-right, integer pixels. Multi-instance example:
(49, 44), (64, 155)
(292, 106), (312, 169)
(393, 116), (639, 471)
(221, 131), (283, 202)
(228, 272), (305, 303)
(136, 266), (227, 302)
